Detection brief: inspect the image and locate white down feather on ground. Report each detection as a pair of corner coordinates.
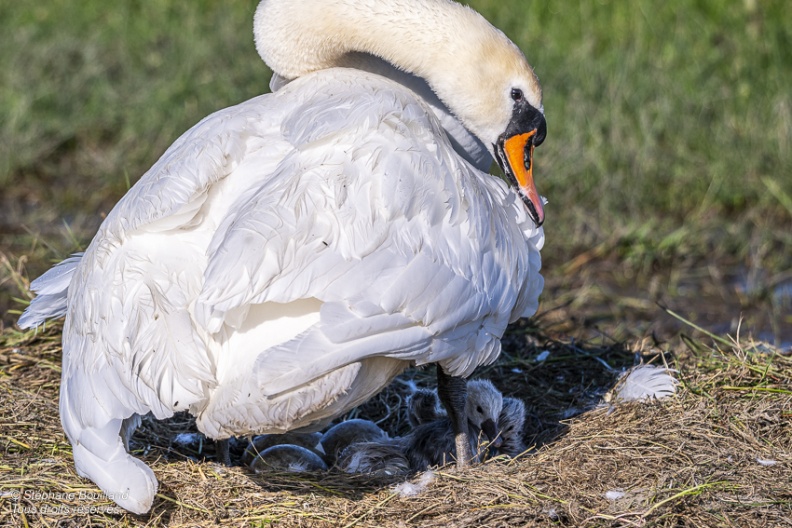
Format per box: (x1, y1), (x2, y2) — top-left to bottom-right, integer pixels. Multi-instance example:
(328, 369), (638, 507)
(612, 365), (679, 402)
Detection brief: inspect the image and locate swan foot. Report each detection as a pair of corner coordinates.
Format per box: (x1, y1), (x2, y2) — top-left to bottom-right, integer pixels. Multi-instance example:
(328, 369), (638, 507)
(453, 432), (474, 467)
(216, 438), (232, 466)
(435, 366), (472, 467)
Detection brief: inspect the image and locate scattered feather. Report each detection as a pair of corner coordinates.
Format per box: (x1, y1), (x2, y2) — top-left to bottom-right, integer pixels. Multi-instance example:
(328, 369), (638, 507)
(611, 365), (678, 403)
(756, 458), (778, 467)
(535, 350), (550, 362)
(392, 470), (435, 498)
(173, 432), (202, 446)
(604, 489), (625, 500)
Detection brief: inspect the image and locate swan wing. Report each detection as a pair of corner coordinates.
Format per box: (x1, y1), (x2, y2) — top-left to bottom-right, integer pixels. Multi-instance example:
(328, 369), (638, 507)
(196, 70), (543, 398)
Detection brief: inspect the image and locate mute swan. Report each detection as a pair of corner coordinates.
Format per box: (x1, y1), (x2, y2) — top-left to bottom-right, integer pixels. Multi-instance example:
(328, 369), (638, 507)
(495, 397), (527, 458)
(405, 379), (504, 471)
(241, 431), (324, 467)
(19, 0), (545, 514)
(250, 444), (329, 473)
(406, 388), (445, 427)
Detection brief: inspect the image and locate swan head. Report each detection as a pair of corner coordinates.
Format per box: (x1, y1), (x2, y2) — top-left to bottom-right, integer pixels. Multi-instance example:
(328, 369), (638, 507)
(465, 379), (504, 448)
(253, 0), (547, 225)
(406, 388), (443, 427)
(462, 35), (547, 227)
(491, 85), (547, 227)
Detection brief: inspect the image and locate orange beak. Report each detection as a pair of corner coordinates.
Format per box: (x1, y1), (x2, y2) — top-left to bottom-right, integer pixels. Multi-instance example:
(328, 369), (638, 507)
(503, 130), (544, 226)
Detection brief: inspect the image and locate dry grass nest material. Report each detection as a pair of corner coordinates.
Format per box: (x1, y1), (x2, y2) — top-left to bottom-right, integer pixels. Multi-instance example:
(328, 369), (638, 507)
(1, 321), (790, 527)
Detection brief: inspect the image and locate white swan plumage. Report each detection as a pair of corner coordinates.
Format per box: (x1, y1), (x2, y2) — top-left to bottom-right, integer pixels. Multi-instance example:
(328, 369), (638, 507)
(20, 0), (546, 514)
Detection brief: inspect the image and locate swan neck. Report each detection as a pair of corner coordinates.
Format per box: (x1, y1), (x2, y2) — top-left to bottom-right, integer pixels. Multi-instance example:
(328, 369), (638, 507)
(256, 0), (467, 78)
(254, 0), (517, 142)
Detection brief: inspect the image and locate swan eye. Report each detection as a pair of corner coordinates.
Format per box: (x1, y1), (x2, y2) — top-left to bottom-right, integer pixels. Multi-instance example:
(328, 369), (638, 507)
(510, 88), (523, 102)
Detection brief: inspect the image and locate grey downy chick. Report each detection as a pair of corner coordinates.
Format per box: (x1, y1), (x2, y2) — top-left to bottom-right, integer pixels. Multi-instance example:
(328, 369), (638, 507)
(250, 444), (328, 473)
(320, 418), (388, 466)
(335, 386), (443, 477)
(335, 386), (447, 477)
(493, 397), (527, 458)
(241, 432), (324, 467)
(405, 388), (445, 427)
(405, 379), (503, 471)
(336, 438), (411, 477)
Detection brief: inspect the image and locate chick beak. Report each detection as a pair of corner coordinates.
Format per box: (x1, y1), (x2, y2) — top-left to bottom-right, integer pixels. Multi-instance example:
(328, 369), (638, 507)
(480, 418), (503, 448)
(501, 130), (544, 226)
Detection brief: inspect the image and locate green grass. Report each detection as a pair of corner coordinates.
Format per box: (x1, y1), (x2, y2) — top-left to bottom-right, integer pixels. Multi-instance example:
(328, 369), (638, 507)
(495, 1), (792, 216)
(483, 1), (792, 279)
(1, 1), (264, 208)
(4, 1), (790, 220)
(1, 0), (791, 328)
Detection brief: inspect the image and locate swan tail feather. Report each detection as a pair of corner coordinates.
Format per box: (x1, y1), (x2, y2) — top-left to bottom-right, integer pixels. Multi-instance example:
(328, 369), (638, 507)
(17, 253), (83, 329)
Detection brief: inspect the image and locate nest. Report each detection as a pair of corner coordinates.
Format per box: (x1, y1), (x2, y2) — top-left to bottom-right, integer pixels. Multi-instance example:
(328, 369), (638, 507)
(1, 320), (790, 527)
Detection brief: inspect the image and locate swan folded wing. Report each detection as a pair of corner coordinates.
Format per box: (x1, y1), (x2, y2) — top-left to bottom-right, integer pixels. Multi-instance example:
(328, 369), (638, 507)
(200, 201), (513, 395)
(194, 169), (442, 395)
(193, 70), (539, 394)
(192, 167), (353, 331)
(255, 322), (431, 397)
(196, 72), (454, 322)
(254, 262), (499, 397)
